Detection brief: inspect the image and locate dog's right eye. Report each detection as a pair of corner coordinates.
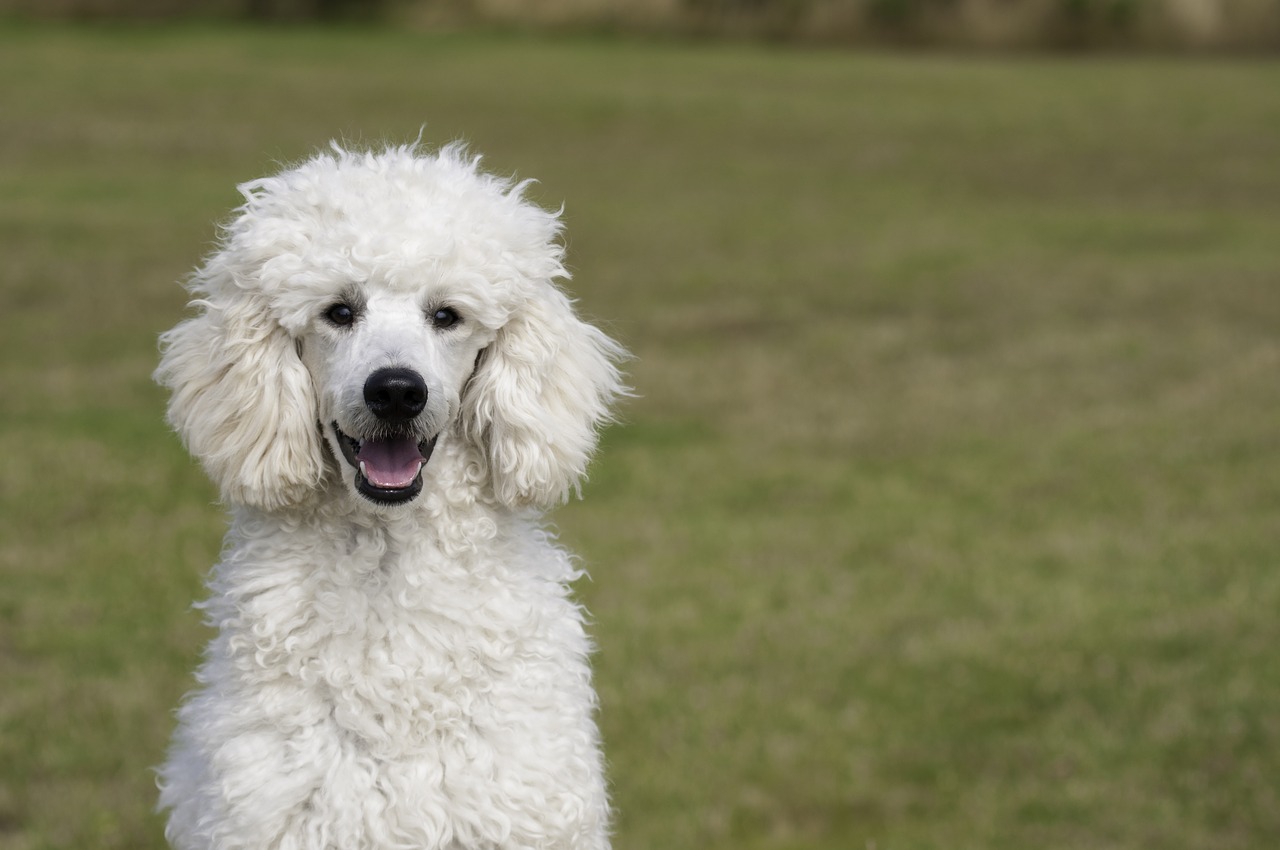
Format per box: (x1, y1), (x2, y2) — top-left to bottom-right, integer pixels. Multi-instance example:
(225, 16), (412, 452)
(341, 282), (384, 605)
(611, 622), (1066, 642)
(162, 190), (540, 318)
(324, 303), (356, 327)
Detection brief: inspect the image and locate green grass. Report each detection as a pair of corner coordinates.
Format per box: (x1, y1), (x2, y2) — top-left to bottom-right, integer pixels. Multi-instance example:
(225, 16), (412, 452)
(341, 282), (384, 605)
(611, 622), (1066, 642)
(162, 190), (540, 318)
(2, 23), (1279, 850)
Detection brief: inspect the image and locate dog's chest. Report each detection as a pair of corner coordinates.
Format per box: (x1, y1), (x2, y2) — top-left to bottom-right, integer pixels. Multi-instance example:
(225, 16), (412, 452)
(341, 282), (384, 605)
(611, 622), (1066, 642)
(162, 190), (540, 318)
(311, 582), (516, 748)
(232, 539), (582, 759)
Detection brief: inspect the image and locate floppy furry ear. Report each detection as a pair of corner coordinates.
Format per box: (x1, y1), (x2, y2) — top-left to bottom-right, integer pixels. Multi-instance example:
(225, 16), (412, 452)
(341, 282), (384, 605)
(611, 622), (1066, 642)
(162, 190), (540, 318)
(462, 285), (627, 510)
(155, 270), (325, 512)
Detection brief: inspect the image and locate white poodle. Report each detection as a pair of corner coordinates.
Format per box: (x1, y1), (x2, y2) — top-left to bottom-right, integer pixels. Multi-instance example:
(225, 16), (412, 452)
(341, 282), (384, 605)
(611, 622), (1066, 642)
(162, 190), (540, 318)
(154, 142), (626, 850)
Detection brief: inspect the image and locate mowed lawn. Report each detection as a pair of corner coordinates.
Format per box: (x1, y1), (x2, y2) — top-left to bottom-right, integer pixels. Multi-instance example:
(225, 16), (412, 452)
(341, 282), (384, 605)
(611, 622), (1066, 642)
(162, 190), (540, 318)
(2, 24), (1279, 850)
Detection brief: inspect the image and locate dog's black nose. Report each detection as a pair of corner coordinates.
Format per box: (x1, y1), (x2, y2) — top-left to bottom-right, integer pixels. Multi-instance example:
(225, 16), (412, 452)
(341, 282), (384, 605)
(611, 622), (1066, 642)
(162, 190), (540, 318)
(364, 368), (427, 422)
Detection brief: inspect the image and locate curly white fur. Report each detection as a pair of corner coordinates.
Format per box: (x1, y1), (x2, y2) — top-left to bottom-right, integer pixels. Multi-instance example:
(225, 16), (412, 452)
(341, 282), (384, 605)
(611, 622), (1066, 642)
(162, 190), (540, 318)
(154, 143), (626, 850)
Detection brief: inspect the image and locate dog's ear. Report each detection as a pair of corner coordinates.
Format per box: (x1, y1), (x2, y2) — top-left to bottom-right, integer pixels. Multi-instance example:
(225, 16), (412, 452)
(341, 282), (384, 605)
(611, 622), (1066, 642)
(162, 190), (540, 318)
(461, 285), (627, 510)
(155, 263), (325, 512)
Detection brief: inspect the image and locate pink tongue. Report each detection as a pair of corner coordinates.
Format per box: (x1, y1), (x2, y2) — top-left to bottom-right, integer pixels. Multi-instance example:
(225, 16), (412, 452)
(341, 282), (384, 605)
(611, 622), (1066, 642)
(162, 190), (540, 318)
(357, 437), (424, 489)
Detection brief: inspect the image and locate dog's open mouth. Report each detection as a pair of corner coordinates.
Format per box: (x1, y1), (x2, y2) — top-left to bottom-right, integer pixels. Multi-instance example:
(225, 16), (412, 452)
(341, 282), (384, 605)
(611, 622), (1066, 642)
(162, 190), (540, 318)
(332, 422), (438, 504)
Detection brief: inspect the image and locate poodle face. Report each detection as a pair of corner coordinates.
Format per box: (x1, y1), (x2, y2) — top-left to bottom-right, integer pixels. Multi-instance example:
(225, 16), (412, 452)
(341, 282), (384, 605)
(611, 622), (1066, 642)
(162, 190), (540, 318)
(301, 285), (496, 505)
(156, 144), (626, 513)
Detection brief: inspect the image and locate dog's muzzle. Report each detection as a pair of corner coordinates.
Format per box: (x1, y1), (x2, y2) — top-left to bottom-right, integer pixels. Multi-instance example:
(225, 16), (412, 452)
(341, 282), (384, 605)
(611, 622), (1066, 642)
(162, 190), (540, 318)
(332, 368), (438, 505)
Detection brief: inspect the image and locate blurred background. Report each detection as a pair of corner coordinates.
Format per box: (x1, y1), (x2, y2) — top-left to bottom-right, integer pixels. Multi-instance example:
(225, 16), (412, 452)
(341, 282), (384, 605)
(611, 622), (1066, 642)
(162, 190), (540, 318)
(5, 0), (1280, 47)
(1, 2), (1279, 849)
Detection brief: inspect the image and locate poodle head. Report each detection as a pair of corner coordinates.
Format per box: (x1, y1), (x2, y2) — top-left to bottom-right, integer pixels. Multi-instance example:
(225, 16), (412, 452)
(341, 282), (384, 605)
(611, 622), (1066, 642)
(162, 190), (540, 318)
(156, 143), (626, 512)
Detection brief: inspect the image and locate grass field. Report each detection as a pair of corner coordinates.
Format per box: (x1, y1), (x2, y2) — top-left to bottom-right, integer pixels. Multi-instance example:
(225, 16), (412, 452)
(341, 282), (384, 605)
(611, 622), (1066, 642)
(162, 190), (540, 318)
(2, 24), (1279, 850)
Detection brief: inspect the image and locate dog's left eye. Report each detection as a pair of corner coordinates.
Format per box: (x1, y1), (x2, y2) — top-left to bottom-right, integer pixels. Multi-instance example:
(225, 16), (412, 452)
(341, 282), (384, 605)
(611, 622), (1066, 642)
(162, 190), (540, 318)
(431, 307), (461, 329)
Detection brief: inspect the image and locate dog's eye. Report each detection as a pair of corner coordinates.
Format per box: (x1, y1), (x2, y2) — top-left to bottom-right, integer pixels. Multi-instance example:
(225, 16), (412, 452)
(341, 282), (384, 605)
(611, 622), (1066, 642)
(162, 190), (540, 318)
(431, 307), (461, 329)
(325, 303), (356, 327)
